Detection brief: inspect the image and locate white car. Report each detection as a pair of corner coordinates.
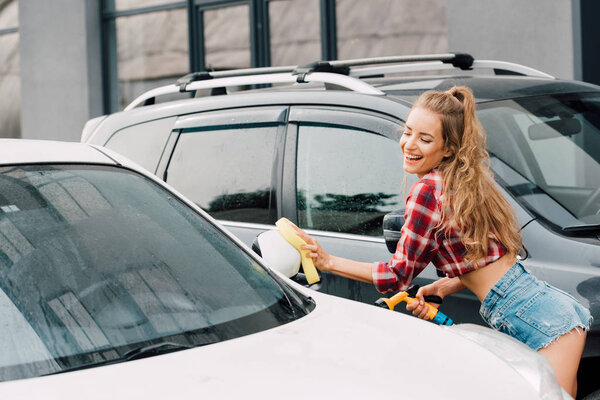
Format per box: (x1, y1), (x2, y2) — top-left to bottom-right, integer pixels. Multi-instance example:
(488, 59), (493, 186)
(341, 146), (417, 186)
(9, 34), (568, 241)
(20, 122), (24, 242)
(0, 139), (565, 399)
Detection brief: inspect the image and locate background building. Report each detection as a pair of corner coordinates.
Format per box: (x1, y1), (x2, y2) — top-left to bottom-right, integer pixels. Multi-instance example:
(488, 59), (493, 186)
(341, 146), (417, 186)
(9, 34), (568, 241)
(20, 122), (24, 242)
(0, 0), (597, 141)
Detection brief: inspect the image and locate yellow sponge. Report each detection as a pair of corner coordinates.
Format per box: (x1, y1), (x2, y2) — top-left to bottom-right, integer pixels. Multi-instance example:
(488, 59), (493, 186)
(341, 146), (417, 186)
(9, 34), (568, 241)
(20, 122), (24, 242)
(275, 218), (320, 285)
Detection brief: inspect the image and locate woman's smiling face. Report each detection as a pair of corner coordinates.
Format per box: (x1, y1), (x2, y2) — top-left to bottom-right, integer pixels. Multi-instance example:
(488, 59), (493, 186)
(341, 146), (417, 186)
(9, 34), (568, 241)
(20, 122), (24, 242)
(400, 106), (452, 178)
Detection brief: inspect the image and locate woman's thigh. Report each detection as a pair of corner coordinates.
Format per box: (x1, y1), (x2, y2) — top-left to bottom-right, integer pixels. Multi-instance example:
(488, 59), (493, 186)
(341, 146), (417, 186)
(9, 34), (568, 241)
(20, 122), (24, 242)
(538, 327), (587, 396)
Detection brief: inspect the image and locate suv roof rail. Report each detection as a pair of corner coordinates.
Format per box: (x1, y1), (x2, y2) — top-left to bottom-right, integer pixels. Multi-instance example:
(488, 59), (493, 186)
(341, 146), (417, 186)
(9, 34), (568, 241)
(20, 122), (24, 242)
(350, 58), (554, 79)
(327, 52), (475, 70)
(124, 71), (384, 111)
(123, 52), (554, 111)
(175, 66), (298, 90)
(171, 54), (469, 89)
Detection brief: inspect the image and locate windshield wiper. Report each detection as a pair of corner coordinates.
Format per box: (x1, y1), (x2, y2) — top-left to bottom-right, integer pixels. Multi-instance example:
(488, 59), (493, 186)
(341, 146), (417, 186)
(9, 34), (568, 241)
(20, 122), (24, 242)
(45, 340), (203, 377)
(123, 341), (194, 361)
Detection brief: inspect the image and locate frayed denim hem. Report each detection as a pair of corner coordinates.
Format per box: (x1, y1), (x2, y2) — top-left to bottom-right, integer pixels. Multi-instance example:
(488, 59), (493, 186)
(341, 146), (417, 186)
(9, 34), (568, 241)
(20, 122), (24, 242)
(536, 321), (591, 351)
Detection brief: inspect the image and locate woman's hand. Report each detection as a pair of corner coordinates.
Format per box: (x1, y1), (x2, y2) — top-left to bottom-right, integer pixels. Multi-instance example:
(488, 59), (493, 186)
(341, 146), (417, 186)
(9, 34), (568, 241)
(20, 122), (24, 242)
(291, 225), (333, 272)
(405, 283), (443, 320)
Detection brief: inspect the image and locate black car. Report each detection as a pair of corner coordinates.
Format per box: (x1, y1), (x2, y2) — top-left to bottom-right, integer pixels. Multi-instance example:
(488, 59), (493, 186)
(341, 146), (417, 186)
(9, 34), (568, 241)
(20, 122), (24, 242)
(82, 53), (600, 397)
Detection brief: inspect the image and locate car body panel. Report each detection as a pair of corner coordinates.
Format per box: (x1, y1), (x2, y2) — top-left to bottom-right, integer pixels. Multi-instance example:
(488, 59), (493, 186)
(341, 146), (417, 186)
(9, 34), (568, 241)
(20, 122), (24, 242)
(0, 139), (115, 166)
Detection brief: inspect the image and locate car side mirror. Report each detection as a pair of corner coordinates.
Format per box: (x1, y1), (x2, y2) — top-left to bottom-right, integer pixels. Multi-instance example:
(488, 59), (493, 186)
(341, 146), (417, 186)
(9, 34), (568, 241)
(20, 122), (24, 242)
(383, 209), (405, 253)
(252, 230), (301, 278)
(383, 209), (448, 278)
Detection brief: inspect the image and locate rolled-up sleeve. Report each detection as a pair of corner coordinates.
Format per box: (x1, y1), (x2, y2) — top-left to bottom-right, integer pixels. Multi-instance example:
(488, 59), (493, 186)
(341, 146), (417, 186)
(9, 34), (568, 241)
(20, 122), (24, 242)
(372, 181), (441, 293)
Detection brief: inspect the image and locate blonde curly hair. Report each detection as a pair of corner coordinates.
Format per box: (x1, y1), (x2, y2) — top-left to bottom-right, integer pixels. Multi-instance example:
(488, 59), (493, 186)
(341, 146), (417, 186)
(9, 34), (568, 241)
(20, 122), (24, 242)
(413, 86), (522, 262)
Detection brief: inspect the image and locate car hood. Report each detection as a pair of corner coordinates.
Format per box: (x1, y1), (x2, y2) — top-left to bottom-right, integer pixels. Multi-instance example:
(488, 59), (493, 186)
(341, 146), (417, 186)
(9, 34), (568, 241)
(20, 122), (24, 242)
(0, 290), (539, 399)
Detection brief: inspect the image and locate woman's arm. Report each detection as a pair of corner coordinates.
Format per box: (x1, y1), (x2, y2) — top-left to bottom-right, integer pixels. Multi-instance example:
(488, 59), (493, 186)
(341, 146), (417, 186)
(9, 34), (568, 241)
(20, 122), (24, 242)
(298, 232), (373, 284)
(319, 255), (374, 284)
(430, 276), (467, 298)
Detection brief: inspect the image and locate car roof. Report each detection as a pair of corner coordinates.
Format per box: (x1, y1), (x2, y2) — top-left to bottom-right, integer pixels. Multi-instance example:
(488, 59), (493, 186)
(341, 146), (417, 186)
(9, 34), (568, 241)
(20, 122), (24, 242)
(100, 75), (600, 124)
(0, 139), (119, 166)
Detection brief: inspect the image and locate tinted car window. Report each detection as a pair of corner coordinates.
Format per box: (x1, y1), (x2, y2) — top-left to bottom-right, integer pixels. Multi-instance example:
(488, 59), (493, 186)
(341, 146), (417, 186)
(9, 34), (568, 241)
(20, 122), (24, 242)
(479, 93), (600, 231)
(104, 117), (176, 173)
(166, 121), (281, 224)
(0, 165), (309, 381)
(296, 123), (408, 236)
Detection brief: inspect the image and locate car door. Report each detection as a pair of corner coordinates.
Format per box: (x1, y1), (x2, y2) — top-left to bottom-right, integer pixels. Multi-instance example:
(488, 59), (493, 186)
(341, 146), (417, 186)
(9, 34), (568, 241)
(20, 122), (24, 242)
(282, 106), (483, 322)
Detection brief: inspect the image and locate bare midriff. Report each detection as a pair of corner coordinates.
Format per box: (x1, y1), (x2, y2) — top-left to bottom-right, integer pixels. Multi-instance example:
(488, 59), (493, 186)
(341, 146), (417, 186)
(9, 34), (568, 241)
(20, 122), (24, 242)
(458, 253), (518, 302)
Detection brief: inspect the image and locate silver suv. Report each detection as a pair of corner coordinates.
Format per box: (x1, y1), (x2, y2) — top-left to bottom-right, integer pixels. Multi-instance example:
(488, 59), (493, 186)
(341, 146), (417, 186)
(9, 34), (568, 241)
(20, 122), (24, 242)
(82, 53), (600, 397)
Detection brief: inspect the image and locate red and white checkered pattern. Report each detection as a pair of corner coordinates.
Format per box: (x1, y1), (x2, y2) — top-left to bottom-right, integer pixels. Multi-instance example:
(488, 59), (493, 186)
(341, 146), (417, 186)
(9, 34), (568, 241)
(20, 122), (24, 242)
(373, 170), (506, 293)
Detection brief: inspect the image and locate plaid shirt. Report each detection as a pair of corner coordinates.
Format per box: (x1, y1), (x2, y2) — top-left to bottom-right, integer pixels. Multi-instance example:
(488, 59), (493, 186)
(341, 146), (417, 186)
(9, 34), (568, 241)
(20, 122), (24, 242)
(373, 170), (506, 293)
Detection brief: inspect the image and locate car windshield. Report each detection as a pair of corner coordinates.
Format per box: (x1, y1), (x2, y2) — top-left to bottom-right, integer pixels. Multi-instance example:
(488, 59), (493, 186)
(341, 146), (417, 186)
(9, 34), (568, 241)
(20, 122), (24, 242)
(0, 165), (311, 382)
(478, 92), (600, 233)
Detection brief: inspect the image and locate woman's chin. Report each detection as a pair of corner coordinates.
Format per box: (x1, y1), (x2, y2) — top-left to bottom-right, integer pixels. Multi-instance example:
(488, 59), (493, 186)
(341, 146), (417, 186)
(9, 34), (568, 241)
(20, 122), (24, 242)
(402, 165), (418, 175)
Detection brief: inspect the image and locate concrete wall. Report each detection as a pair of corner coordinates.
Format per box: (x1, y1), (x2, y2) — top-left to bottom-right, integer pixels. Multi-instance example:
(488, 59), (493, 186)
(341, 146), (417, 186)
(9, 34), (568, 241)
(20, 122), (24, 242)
(447, 0), (578, 80)
(0, 0), (20, 139)
(19, 0), (103, 141)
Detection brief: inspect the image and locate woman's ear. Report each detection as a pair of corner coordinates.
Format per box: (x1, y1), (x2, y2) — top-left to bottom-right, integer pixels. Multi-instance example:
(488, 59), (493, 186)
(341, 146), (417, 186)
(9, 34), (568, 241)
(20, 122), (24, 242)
(443, 146), (453, 158)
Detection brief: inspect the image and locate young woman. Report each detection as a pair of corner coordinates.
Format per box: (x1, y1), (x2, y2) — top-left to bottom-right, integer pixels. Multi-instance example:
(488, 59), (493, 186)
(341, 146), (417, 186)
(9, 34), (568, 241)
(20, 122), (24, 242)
(297, 86), (590, 397)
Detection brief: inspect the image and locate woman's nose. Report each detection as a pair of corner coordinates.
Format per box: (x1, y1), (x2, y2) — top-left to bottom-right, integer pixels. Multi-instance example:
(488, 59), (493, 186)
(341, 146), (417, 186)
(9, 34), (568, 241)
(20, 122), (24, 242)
(404, 136), (418, 149)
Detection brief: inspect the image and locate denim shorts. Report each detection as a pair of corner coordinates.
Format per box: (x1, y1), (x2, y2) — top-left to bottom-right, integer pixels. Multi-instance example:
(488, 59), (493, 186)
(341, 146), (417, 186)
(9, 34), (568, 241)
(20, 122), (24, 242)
(479, 262), (591, 350)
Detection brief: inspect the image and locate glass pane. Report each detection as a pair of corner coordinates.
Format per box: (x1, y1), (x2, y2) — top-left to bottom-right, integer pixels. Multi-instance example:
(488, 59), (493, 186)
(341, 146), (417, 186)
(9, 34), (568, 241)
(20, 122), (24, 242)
(204, 5), (250, 70)
(166, 124), (279, 224)
(0, 0), (17, 30)
(297, 124), (409, 236)
(113, 0), (180, 11)
(479, 94), (600, 227)
(0, 32), (20, 138)
(116, 9), (189, 110)
(269, 0), (320, 66)
(336, 0), (447, 59)
(0, 165), (301, 381)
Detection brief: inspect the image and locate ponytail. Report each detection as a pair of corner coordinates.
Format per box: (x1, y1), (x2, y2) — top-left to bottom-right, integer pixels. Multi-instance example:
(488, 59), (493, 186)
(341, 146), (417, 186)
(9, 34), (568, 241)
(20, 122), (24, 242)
(413, 87), (522, 263)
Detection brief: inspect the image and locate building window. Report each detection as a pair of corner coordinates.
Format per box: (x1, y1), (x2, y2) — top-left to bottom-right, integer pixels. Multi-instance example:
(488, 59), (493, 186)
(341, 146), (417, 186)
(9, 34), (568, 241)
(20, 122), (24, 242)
(114, 6), (189, 110)
(0, 0), (20, 138)
(336, 0), (447, 59)
(268, 0), (321, 66)
(203, 4), (251, 70)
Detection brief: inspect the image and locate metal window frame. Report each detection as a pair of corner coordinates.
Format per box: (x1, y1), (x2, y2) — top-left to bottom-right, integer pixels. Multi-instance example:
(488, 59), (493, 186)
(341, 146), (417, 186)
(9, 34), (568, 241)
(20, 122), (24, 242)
(0, 27), (18, 35)
(194, 0), (260, 69)
(101, 1), (188, 113)
(320, 0), (336, 60)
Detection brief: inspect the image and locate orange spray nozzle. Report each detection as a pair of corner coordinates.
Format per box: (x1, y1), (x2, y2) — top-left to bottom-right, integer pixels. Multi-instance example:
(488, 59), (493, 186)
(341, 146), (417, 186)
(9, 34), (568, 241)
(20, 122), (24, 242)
(375, 290), (438, 320)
